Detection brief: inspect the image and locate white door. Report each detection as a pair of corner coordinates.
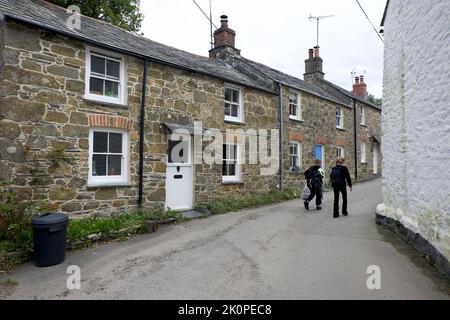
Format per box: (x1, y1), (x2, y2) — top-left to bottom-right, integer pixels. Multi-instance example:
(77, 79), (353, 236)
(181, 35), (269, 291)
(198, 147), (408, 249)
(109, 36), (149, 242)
(373, 144), (378, 175)
(165, 134), (193, 211)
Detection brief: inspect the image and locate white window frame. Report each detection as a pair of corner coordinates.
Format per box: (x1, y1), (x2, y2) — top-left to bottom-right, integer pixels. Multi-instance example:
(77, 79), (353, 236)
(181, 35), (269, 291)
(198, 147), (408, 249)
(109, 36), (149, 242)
(289, 141), (302, 171)
(222, 143), (241, 183)
(85, 47), (127, 105)
(361, 142), (367, 164)
(360, 106), (365, 125)
(336, 146), (345, 159)
(224, 84), (244, 123)
(336, 107), (344, 129)
(88, 128), (130, 187)
(289, 91), (302, 121)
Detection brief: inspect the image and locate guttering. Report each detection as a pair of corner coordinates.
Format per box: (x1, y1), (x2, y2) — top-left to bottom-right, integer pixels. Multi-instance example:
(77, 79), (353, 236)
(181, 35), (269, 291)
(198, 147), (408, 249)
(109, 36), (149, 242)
(3, 15), (275, 95)
(138, 59), (148, 208)
(278, 82), (284, 191)
(353, 98), (358, 180)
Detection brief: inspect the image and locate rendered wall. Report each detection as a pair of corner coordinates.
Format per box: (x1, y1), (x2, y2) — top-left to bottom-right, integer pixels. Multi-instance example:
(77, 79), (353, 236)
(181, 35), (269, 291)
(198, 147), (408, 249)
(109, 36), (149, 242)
(377, 0), (450, 261)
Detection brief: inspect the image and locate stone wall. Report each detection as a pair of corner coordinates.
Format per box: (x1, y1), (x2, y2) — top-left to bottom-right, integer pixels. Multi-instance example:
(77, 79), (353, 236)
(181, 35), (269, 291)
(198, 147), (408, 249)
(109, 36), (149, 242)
(377, 0), (450, 263)
(283, 87), (356, 191)
(0, 22), (280, 216)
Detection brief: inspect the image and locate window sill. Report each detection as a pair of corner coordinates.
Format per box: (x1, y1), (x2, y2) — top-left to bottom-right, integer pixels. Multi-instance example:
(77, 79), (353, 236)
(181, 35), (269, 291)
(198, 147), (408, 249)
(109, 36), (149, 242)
(222, 180), (243, 185)
(289, 170), (304, 174)
(289, 117), (303, 123)
(336, 127), (346, 131)
(83, 97), (128, 109)
(87, 183), (132, 189)
(224, 120), (246, 126)
(360, 123), (367, 127)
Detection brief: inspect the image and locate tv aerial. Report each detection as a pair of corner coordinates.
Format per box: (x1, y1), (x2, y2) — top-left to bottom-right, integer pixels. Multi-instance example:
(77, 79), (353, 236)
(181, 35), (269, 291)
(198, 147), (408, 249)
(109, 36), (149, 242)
(308, 14), (334, 48)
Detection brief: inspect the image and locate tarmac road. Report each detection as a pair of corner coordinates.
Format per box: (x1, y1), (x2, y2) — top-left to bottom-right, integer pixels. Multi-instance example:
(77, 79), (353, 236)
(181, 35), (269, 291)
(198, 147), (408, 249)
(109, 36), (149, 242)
(1, 178), (449, 300)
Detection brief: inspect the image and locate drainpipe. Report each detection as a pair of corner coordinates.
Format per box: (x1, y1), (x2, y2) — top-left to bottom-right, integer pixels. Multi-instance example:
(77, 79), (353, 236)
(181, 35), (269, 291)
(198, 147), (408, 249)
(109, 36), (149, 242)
(138, 59), (148, 208)
(353, 98), (358, 180)
(278, 82), (284, 191)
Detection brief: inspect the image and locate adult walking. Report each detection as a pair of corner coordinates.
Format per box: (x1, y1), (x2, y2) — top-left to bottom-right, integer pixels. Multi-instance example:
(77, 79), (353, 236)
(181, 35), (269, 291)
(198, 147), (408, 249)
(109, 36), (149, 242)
(304, 160), (325, 210)
(330, 158), (352, 218)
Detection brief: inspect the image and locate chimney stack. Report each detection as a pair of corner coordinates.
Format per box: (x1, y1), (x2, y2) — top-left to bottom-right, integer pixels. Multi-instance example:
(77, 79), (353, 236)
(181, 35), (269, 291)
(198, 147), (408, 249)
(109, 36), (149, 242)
(353, 74), (368, 98)
(304, 46), (324, 82)
(213, 15), (236, 48)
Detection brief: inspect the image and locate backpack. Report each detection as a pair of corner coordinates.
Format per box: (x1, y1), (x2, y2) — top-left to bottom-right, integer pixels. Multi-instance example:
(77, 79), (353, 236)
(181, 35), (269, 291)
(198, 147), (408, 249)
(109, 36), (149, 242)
(331, 166), (345, 187)
(310, 168), (323, 190)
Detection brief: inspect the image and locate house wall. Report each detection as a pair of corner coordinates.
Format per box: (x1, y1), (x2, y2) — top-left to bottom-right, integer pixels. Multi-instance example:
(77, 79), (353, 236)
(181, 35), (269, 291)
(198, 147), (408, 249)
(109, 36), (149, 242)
(357, 102), (382, 180)
(0, 22), (280, 216)
(377, 0), (450, 261)
(283, 86), (356, 191)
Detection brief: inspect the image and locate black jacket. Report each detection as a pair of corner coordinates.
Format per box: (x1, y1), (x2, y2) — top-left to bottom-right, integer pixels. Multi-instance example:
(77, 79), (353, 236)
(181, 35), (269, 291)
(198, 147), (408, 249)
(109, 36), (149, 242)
(330, 165), (352, 188)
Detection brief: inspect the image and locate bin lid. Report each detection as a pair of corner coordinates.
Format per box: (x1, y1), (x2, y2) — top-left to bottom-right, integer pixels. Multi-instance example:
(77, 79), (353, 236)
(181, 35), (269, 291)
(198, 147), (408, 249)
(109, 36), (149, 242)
(32, 213), (69, 226)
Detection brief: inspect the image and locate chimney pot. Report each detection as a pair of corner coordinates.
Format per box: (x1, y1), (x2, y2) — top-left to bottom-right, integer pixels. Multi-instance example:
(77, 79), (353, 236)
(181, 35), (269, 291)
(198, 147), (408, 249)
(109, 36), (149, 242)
(360, 75), (365, 83)
(309, 49), (314, 59)
(355, 77), (359, 84)
(314, 46), (320, 58)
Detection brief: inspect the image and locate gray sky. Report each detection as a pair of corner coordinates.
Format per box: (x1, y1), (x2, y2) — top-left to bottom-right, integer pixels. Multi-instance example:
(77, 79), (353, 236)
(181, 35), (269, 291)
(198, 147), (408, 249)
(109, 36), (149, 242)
(140, 0), (386, 98)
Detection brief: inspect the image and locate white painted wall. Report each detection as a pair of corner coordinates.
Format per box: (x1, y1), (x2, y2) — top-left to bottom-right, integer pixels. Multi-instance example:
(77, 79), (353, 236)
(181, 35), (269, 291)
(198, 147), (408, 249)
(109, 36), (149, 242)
(377, 0), (450, 260)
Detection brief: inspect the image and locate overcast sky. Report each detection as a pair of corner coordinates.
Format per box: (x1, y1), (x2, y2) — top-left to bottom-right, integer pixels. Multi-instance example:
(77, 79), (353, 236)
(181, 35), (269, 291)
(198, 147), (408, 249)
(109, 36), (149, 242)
(140, 0), (386, 98)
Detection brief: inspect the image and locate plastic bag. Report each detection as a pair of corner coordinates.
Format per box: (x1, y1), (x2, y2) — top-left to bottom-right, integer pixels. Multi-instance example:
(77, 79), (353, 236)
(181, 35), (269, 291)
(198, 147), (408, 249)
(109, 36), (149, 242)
(301, 185), (311, 200)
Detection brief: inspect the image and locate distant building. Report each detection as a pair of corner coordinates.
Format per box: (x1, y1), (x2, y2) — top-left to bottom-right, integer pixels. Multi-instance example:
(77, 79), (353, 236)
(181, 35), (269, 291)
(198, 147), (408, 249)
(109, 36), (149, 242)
(377, 0), (450, 277)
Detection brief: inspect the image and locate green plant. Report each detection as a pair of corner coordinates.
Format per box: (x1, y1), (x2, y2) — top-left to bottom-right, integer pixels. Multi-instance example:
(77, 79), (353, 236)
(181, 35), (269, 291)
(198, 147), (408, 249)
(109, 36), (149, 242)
(46, 147), (75, 166)
(198, 189), (298, 215)
(0, 182), (35, 252)
(2, 279), (18, 286)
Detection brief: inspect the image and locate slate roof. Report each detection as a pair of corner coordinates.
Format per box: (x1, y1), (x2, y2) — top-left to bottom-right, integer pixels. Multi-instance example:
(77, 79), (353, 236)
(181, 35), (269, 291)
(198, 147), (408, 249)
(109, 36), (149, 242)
(317, 79), (382, 111)
(0, 0), (274, 93)
(241, 58), (352, 108)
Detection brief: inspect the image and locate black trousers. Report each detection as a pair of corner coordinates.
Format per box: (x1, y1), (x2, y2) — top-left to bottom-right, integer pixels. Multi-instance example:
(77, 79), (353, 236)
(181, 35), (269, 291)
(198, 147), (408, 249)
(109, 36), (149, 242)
(307, 186), (322, 206)
(333, 186), (348, 216)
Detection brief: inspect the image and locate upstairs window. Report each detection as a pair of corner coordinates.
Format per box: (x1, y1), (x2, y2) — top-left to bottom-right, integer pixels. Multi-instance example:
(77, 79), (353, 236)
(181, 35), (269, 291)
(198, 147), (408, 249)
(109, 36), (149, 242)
(224, 85), (243, 123)
(336, 107), (344, 129)
(85, 48), (126, 105)
(222, 143), (240, 183)
(289, 92), (302, 120)
(88, 129), (129, 186)
(360, 106), (365, 125)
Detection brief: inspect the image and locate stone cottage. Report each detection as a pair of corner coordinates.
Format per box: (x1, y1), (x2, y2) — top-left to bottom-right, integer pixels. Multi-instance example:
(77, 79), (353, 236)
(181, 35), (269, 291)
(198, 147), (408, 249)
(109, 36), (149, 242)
(0, 0), (381, 217)
(377, 0), (450, 277)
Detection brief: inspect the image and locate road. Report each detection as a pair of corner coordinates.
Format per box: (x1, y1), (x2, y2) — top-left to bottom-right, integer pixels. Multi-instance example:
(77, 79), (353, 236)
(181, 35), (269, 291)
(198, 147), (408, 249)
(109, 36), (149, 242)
(1, 179), (449, 299)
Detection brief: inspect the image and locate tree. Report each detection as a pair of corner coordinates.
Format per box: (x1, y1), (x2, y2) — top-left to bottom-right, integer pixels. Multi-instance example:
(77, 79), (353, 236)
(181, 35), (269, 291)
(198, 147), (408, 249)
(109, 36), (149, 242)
(367, 94), (382, 107)
(46, 0), (144, 32)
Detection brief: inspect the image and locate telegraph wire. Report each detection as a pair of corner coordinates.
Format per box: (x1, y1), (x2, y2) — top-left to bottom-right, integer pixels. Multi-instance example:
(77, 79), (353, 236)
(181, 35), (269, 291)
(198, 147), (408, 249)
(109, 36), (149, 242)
(355, 0), (385, 44)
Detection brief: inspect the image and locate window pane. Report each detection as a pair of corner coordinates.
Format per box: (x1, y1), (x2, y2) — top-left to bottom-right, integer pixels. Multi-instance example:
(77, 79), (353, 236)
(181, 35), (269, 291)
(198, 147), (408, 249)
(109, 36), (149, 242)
(93, 132), (108, 153)
(106, 59), (120, 79)
(91, 55), (105, 75)
(108, 155), (122, 176)
(225, 144), (236, 160)
(224, 103), (231, 116)
(225, 88), (232, 102)
(232, 90), (239, 103)
(109, 133), (123, 153)
(231, 105), (239, 118)
(105, 80), (119, 98)
(168, 140), (189, 163)
(90, 77), (104, 95)
(223, 162), (236, 176)
(92, 154), (107, 176)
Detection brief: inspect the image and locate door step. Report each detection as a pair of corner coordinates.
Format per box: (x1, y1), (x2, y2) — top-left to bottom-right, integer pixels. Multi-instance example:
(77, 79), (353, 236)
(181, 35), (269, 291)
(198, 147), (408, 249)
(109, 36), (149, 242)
(181, 209), (211, 220)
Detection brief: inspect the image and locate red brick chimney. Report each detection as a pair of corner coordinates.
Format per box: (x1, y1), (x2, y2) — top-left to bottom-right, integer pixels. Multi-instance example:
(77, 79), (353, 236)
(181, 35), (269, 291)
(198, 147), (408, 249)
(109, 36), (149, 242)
(213, 15), (236, 48)
(353, 75), (367, 98)
(304, 46), (324, 82)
